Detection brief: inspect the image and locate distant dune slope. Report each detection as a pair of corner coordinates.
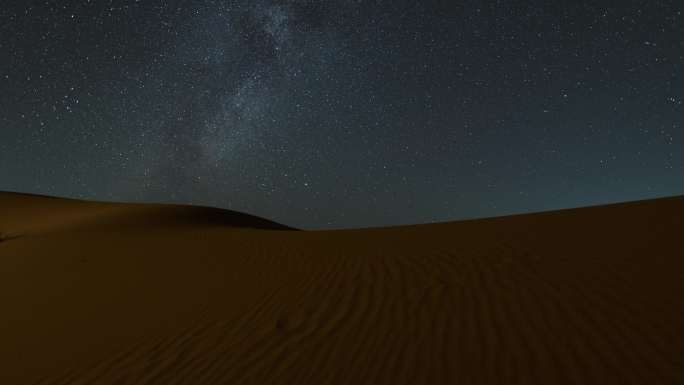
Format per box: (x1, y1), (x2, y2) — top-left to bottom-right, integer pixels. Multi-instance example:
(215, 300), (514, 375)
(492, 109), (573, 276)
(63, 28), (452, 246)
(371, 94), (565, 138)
(0, 192), (294, 235)
(1, 192), (683, 384)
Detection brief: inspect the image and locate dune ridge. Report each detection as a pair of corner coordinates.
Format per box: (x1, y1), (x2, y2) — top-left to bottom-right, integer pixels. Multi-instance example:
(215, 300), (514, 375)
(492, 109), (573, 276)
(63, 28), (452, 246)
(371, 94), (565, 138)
(0, 191), (294, 235)
(1, 192), (683, 384)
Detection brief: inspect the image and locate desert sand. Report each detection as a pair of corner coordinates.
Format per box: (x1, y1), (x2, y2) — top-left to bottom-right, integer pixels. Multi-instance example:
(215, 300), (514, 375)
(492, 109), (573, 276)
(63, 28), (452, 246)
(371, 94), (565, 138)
(1, 191), (683, 384)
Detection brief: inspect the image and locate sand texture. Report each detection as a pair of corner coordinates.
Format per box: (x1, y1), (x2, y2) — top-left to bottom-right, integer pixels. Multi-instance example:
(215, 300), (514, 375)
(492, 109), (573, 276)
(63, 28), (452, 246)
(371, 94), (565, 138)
(1, 191), (683, 384)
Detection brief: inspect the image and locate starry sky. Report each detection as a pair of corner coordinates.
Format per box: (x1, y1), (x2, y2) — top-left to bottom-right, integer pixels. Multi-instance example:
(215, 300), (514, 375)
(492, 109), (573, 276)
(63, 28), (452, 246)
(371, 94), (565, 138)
(1, 1), (683, 229)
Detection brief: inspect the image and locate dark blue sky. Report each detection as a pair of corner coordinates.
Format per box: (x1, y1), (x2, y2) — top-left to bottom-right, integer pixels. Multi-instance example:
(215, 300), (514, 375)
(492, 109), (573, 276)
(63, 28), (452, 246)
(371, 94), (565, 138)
(1, 0), (682, 229)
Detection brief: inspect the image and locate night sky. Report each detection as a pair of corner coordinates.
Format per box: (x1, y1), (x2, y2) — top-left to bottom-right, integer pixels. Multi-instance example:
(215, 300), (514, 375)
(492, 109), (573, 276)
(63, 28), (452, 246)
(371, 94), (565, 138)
(1, 1), (683, 229)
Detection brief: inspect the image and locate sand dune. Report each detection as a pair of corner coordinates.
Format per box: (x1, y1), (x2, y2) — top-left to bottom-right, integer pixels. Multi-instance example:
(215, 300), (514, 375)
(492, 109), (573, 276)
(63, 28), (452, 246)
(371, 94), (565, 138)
(1, 192), (683, 384)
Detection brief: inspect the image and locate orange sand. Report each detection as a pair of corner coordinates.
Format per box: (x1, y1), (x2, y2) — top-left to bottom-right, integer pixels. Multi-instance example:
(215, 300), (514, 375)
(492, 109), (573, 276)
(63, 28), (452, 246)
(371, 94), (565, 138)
(1, 191), (683, 384)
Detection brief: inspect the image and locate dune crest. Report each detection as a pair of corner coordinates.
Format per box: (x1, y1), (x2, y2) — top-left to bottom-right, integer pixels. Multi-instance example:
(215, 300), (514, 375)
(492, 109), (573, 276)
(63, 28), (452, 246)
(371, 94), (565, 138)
(1, 192), (683, 384)
(0, 192), (294, 235)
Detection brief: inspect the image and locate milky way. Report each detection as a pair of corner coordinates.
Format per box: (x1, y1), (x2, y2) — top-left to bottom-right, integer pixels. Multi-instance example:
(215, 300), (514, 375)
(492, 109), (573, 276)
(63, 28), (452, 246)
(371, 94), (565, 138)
(2, 1), (683, 228)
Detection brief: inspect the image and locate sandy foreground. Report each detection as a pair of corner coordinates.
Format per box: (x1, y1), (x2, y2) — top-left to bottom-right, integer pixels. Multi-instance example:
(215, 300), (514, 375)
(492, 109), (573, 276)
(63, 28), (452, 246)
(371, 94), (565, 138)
(1, 191), (683, 384)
